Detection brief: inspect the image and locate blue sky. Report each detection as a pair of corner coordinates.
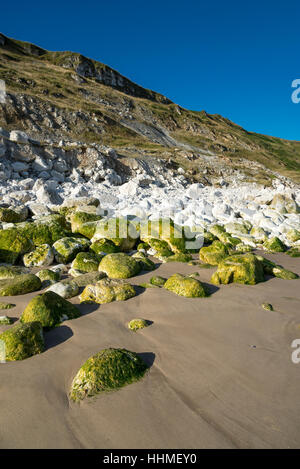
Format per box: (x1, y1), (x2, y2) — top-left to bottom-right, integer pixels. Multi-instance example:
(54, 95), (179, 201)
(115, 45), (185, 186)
(1, 0), (300, 140)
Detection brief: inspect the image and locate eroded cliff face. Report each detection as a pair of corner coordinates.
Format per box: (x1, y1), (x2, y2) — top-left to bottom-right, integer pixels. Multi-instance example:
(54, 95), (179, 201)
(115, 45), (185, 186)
(1, 32), (300, 188)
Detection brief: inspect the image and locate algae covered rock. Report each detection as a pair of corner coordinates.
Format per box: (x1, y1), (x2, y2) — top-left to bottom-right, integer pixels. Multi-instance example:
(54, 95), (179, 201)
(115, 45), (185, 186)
(90, 238), (120, 255)
(0, 265), (29, 279)
(163, 252), (192, 263)
(0, 315), (13, 325)
(263, 237), (286, 253)
(70, 211), (102, 239)
(0, 207), (27, 223)
(21, 291), (81, 329)
(225, 222), (249, 236)
(143, 238), (173, 258)
(99, 253), (141, 279)
(286, 248), (300, 258)
(0, 321), (44, 361)
(262, 303), (273, 311)
(47, 280), (79, 299)
(79, 278), (136, 304)
(140, 218), (186, 254)
(70, 252), (101, 274)
(0, 274), (42, 296)
(0, 227), (34, 263)
(0, 302), (15, 310)
(53, 237), (90, 264)
(150, 275), (166, 286)
(70, 348), (148, 401)
(257, 255), (298, 279)
(286, 229), (300, 243)
(92, 217), (138, 252)
(199, 240), (229, 265)
(128, 318), (149, 332)
(164, 273), (208, 298)
(211, 253), (265, 285)
(36, 268), (60, 287)
(132, 252), (156, 271)
(23, 244), (54, 267)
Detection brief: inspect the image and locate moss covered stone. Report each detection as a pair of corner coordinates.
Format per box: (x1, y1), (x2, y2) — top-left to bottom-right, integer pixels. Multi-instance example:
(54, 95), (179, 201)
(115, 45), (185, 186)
(0, 302), (15, 309)
(262, 303), (273, 311)
(199, 240), (229, 265)
(0, 274), (42, 296)
(36, 268), (60, 287)
(0, 265), (29, 279)
(256, 255), (298, 279)
(70, 271), (106, 288)
(211, 253), (265, 285)
(132, 252), (156, 271)
(286, 229), (300, 243)
(225, 222), (249, 236)
(0, 207), (27, 223)
(70, 348), (148, 401)
(99, 253), (141, 279)
(0, 228), (34, 264)
(140, 218), (186, 254)
(250, 226), (268, 243)
(92, 218), (138, 252)
(79, 278), (136, 304)
(263, 237), (286, 253)
(286, 248), (300, 258)
(164, 273), (208, 297)
(235, 243), (253, 253)
(150, 275), (167, 286)
(53, 237), (90, 264)
(164, 252), (192, 263)
(90, 238), (120, 254)
(0, 321), (44, 361)
(70, 251), (100, 274)
(70, 211), (102, 238)
(143, 238), (173, 258)
(0, 315), (13, 325)
(137, 242), (149, 252)
(128, 318), (149, 331)
(21, 291), (81, 329)
(23, 244), (54, 267)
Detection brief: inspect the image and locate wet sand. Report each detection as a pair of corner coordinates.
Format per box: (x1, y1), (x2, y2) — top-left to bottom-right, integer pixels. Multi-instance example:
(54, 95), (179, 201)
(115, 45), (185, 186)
(0, 251), (300, 449)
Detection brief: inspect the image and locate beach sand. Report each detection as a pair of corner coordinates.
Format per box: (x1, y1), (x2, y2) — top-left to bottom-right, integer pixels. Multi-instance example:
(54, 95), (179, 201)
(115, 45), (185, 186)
(0, 251), (300, 449)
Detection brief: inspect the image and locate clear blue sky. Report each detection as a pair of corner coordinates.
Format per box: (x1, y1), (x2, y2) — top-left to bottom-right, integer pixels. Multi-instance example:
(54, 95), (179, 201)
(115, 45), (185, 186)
(1, 0), (300, 140)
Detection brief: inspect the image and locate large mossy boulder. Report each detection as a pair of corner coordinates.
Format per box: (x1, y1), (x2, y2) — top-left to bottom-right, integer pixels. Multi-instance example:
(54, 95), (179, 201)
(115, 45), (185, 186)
(0, 228), (34, 264)
(70, 211), (102, 239)
(0, 265), (29, 279)
(140, 218), (186, 254)
(211, 253), (265, 285)
(199, 240), (229, 265)
(53, 237), (90, 264)
(91, 217), (138, 252)
(70, 348), (148, 401)
(90, 238), (120, 254)
(99, 253), (141, 279)
(0, 321), (44, 361)
(143, 237), (173, 258)
(164, 273), (208, 298)
(263, 237), (286, 253)
(70, 251), (101, 275)
(21, 291), (81, 329)
(0, 274), (42, 296)
(23, 244), (54, 267)
(79, 278), (136, 304)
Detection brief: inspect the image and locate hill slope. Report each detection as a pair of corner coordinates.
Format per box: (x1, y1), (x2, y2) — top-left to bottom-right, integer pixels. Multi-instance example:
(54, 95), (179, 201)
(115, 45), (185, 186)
(0, 32), (300, 185)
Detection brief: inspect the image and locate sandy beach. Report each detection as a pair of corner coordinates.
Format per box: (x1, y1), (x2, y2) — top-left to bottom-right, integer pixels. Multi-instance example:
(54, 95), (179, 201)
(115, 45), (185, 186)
(0, 251), (299, 449)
